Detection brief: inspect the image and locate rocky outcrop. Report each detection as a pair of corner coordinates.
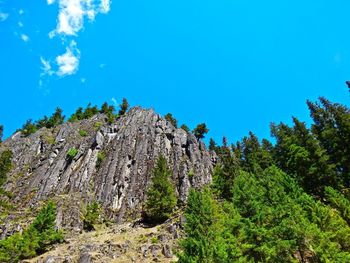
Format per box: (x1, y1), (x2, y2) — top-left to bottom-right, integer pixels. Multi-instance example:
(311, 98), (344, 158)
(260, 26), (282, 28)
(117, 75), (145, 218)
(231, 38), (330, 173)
(1, 107), (213, 227)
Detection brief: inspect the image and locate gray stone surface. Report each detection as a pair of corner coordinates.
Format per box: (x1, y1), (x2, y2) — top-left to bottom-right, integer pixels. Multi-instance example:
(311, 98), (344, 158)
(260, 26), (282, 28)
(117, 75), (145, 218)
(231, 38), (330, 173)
(0, 107), (213, 228)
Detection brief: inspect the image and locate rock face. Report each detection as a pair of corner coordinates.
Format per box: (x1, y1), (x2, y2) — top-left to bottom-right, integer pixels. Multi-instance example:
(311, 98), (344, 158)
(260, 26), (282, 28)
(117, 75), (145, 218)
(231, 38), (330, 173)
(1, 107), (213, 227)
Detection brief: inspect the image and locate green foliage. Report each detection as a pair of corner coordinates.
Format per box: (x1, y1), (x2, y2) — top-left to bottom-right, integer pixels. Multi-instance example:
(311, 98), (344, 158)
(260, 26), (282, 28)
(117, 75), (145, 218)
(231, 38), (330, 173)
(271, 117), (338, 196)
(164, 113), (178, 128)
(21, 108), (65, 136)
(192, 123), (209, 139)
(94, 121), (103, 130)
(151, 236), (158, 244)
(0, 201), (63, 262)
(96, 151), (106, 169)
(180, 124), (190, 133)
(178, 188), (230, 263)
(79, 130), (88, 137)
(66, 147), (78, 161)
(0, 150), (12, 188)
(118, 98), (129, 116)
(83, 201), (101, 231)
(307, 97), (350, 188)
(21, 119), (38, 136)
(325, 186), (350, 225)
(181, 167), (350, 262)
(144, 155), (177, 223)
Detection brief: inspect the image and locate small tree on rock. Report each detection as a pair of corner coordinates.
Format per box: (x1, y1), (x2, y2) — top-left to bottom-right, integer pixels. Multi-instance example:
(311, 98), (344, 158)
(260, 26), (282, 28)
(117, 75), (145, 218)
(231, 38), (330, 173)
(193, 123), (209, 139)
(119, 98), (129, 116)
(144, 155), (177, 223)
(164, 113), (178, 128)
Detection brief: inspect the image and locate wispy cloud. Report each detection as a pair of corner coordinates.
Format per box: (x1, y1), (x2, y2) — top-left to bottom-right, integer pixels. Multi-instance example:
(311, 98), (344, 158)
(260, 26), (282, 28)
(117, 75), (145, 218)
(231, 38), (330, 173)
(21, 34), (29, 42)
(111, 97), (118, 107)
(56, 40), (80, 76)
(0, 12), (8, 22)
(40, 57), (54, 76)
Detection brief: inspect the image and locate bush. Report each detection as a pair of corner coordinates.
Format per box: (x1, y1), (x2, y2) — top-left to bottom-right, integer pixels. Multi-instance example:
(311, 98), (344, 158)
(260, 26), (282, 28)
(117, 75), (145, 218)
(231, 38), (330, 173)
(79, 130), (88, 137)
(96, 152), (106, 169)
(0, 201), (63, 262)
(144, 156), (177, 223)
(83, 201), (101, 231)
(94, 122), (103, 130)
(66, 148), (78, 161)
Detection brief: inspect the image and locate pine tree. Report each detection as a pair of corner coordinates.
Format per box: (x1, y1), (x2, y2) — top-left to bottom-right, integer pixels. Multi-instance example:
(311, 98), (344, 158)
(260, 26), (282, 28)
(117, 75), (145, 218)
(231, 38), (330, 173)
(180, 124), (190, 133)
(178, 188), (228, 262)
(164, 113), (178, 128)
(193, 123), (209, 139)
(0, 150), (12, 188)
(144, 155), (177, 223)
(119, 98), (129, 116)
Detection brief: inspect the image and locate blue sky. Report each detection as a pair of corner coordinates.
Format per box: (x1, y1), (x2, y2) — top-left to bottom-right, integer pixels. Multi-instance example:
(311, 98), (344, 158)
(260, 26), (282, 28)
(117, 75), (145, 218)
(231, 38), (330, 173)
(0, 0), (349, 144)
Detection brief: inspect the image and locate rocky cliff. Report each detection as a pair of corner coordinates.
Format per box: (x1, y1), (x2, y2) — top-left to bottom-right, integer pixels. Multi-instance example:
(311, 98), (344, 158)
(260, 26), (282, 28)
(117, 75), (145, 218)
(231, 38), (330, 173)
(0, 107), (214, 233)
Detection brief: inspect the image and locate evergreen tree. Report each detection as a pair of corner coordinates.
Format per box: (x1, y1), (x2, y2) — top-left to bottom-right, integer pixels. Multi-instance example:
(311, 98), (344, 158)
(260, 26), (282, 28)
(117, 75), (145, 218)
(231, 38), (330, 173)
(193, 123), (209, 139)
(164, 113), (178, 128)
(208, 138), (217, 151)
(178, 188), (229, 263)
(118, 98), (129, 116)
(46, 107), (65, 128)
(144, 155), (177, 223)
(0, 201), (63, 262)
(307, 97), (350, 187)
(21, 119), (38, 137)
(0, 150), (12, 188)
(180, 124), (190, 133)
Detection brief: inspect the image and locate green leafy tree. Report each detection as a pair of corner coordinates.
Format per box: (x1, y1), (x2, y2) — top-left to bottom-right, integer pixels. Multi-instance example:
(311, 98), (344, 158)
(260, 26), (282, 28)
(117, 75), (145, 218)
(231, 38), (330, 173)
(271, 117), (337, 197)
(192, 123), (209, 139)
(307, 97), (350, 187)
(144, 155), (177, 223)
(68, 107), (84, 122)
(208, 138), (217, 152)
(118, 98), (129, 116)
(0, 201), (63, 262)
(83, 201), (101, 231)
(164, 113), (178, 128)
(178, 188), (230, 263)
(21, 119), (38, 136)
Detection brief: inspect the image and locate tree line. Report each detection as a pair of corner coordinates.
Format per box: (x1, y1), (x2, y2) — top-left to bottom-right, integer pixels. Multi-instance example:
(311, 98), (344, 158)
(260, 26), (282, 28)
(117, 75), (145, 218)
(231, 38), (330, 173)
(179, 92), (350, 262)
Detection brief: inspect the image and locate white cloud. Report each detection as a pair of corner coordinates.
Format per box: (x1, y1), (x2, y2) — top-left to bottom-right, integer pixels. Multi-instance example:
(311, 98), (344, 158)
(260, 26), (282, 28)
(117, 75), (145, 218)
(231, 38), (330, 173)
(100, 0), (111, 13)
(18, 21), (23, 27)
(51, 0), (111, 37)
(40, 57), (54, 76)
(0, 13), (8, 22)
(19, 9), (24, 15)
(81, 77), (86, 83)
(42, 0), (111, 80)
(21, 34), (29, 42)
(56, 40), (80, 76)
(111, 97), (118, 107)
